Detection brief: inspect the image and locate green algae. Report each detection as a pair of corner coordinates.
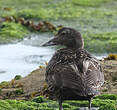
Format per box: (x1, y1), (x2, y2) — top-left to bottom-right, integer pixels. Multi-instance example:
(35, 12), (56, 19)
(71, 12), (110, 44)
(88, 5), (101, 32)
(0, 0), (117, 53)
(0, 0), (115, 20)
(95, 94), (117, 100)
(0, 21), (30, 43)
(0, 94), (116, 110)
(0, 81), (9, 88)
(14, 75), (22, 80)
(0, 0), (114, 20)
(71, 0), (110, 7)
(83, 31), (117, 53)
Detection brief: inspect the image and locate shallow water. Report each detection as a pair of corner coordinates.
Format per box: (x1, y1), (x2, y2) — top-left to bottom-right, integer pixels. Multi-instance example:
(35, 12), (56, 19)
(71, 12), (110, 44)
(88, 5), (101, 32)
(0, 34), (106, 82)
(0, 34), (55, 82)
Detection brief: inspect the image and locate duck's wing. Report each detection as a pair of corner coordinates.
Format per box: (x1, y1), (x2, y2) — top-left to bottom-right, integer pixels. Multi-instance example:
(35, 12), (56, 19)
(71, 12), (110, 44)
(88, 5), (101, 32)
(46, 64), (86, 96)
(45, 49), (104, 97)
(83, 57), (104, 95)
(45, 51), (86, 96)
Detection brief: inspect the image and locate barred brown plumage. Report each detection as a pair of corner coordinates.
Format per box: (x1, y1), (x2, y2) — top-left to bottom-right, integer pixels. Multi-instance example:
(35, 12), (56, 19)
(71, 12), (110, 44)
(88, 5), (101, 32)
(42, 27), (104, 110)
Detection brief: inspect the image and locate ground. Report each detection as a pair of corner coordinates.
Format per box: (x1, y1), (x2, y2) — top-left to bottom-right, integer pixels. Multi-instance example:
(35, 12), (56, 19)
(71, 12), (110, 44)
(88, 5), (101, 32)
(101, 60), (117, 94)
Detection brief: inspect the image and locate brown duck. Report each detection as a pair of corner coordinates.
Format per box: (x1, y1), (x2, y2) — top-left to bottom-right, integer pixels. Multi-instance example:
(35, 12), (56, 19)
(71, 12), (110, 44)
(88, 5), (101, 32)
(42, 27), (104, 110)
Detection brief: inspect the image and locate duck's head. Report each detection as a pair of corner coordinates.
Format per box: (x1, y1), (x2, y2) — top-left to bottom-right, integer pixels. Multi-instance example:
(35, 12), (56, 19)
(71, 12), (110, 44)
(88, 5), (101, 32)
(42, 27), (84, 49)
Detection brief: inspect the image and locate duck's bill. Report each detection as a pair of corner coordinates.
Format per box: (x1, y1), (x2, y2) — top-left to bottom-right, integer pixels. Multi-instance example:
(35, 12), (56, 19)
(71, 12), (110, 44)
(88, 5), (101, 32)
(42, 38), (57, 46)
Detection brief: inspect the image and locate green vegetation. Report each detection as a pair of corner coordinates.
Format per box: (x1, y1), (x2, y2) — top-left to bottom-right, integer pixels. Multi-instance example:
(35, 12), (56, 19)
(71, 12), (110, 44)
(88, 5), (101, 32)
(0, 21), (30, 43)
(15, 89), (24, 95)
(0, 81), (9, 88)
(0, 0), (114, 20)
(14, 75), (22, 80)
(0, 0), (117, 53)
(32, 96), (47, 103)
(83, 31), (117, 53)
(71, 0), (110, 7)
(0, 94), (116, 110)
(95, 94), (117, 100)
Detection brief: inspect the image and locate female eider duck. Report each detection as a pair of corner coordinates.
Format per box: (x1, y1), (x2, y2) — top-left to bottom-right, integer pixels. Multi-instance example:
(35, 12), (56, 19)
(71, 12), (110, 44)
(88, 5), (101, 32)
(42, 27), (104, 110)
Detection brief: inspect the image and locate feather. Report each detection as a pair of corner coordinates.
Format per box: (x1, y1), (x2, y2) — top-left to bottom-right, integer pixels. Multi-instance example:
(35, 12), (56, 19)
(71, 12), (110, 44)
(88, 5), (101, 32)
(45, 48), (104, 99)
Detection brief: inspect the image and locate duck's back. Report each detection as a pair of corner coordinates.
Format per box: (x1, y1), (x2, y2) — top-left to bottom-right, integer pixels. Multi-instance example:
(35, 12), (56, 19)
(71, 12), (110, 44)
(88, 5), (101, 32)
(45, 48), (104, 100)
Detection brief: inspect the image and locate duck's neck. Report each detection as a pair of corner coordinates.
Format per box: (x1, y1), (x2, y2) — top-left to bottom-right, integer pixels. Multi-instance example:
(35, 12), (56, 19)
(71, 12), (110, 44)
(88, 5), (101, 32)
(72, 37), (84, 49)
(67, 46), (84, 51)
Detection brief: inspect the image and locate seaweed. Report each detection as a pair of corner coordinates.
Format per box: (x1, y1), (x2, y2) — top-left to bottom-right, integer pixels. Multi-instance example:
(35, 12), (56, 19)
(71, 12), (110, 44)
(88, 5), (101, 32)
(0, 94), (116, 110)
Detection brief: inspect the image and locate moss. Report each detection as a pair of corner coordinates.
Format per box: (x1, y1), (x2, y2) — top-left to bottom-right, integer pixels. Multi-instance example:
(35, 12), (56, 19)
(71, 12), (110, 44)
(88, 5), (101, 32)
(14, 75), (22, 80)
(0, 0), (114, 20)
(0, 21), (30, 43)
(32, 96), (47, 103)
(83, 31), (117, 53)
(71, 0), (110, 7)
(95, 94), (117, 100)
(17, 8), (51, 20)
(0, 100), (13, 110)
(62, 103), (72, 108)
(0, 0), (117, 52)
(14, 89), (24, 95)
(67, 99), (116, 110)
(0, 81), (9, 88)
(5, 100), (35, 110)
(0, 94), (116, 110)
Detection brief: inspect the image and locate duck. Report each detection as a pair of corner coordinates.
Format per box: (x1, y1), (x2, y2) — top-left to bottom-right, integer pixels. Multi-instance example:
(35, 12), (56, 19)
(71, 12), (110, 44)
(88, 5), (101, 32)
(42, 27), (104, 110)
